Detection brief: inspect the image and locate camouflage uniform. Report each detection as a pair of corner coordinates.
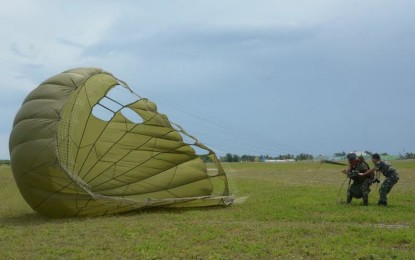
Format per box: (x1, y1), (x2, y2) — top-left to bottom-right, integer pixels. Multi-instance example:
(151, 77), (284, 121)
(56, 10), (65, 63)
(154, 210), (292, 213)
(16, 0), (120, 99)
(347, 159), (372, 205)
(374, 160), (399, 205)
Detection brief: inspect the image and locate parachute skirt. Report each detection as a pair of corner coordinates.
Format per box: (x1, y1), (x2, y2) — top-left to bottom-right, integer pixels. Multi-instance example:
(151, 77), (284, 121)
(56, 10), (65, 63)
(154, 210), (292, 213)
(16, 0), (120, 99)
(9, 68), (233, 217)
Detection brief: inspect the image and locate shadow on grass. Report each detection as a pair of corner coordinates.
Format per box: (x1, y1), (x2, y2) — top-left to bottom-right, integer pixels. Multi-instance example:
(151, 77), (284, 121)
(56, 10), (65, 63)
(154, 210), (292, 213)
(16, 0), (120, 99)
(0, 205), (230, 227)
(0, 212), (53, 227)
(116, 204), (231, 218)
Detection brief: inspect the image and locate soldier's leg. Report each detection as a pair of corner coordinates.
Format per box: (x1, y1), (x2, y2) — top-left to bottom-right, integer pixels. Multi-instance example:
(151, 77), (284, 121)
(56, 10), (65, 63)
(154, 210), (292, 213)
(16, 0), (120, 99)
(379, 181), (388, 205)
(379, 176), (399, 206)
(385, 176), (399, 194)
(361, 179), (371, 206)
(347, 183), (360, 204)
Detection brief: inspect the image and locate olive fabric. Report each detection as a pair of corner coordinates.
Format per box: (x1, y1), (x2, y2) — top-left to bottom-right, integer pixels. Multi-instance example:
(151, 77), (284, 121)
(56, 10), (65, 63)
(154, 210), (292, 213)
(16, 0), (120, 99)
(9, 68), (233, 217)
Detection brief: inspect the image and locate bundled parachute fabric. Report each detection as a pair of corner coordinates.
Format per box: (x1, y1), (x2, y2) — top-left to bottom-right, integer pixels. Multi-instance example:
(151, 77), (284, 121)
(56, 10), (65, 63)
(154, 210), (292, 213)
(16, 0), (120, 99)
(9, 67), (233, 217)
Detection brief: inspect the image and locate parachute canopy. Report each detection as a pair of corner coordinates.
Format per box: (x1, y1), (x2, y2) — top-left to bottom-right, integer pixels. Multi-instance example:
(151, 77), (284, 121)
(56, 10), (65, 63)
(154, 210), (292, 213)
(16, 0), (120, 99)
(9, 67), (233, 217)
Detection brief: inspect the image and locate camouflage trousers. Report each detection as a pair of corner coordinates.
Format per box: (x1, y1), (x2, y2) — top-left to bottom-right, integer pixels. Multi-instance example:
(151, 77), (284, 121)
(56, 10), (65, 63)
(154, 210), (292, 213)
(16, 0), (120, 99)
(360, 178), (372, 200)
(347, 178), (372, 204)
(379, 174), (399, 203)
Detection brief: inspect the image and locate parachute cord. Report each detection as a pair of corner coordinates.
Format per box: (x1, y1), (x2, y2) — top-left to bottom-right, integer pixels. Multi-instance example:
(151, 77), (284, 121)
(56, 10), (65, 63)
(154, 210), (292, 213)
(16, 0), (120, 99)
(336, 176), (349, 204)
(307, 161), (324, 184)
(130, 87), (306, 157)
(116, 78), (143, 100)
(310, 160), (349, 204)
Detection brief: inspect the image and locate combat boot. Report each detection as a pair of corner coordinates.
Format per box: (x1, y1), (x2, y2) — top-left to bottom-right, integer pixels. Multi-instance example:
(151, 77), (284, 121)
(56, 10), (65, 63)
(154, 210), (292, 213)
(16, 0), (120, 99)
(378, 200), (387, 206)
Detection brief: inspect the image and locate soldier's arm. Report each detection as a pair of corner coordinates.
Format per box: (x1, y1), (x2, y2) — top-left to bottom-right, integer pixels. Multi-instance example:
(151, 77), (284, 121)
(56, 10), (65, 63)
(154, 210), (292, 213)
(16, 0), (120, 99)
(341, 166), (351, 175)
(358, 167), (375, 176)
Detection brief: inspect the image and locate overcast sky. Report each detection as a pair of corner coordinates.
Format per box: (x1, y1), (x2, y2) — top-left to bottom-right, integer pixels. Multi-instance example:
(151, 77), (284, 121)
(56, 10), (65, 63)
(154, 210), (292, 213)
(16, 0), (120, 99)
(1, 0), (414, 159)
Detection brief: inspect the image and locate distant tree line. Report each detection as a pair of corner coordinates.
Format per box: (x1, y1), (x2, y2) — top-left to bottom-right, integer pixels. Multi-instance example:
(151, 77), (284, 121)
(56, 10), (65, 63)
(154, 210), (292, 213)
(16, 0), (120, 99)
(0, 160), (11, 165)
(2, 151), (413, 167)
(218, 150), (415, 163)
(333, 151), (390, 157)
(219, 153), (314, 162)
(401, 152), (415, 159)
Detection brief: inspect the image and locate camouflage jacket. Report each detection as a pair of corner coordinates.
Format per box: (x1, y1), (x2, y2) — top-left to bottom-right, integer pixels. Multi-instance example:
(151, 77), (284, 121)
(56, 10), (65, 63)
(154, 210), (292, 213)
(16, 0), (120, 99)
(374, 160), (399, 178)
(347, 159), (371, 183)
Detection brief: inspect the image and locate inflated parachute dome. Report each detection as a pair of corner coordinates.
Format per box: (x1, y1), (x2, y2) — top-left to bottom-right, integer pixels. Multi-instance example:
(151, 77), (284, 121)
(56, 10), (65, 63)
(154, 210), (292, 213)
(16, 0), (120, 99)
(9, 67), (233, 217)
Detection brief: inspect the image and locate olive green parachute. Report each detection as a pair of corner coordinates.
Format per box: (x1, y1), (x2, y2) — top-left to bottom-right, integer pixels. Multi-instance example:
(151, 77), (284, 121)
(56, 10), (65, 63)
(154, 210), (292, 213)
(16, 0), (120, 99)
(9, 67), (233, 217)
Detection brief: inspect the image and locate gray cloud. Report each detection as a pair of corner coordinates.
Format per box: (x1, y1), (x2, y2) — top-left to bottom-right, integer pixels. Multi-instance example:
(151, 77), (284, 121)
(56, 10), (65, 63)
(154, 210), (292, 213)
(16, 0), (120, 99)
(83, 23), (317, 59)
(10, 42), (36, 59)
(1, 1), (415, 158)
(57, 38), (85, 49)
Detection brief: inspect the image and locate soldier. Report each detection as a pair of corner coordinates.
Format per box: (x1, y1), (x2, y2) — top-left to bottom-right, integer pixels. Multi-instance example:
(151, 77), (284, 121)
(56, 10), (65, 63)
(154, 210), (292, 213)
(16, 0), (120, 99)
(341, 152), (373, 205)
(359, 153), (399, 206)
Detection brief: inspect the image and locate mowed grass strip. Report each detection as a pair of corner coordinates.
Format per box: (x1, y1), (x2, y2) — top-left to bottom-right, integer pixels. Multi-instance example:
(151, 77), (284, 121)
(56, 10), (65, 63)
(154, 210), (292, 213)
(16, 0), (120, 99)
(1, 161), (414, 259)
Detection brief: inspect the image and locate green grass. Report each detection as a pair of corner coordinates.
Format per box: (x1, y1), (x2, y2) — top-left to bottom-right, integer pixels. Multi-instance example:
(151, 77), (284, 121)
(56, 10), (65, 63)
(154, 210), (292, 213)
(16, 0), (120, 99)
(1, 161), (414, 259)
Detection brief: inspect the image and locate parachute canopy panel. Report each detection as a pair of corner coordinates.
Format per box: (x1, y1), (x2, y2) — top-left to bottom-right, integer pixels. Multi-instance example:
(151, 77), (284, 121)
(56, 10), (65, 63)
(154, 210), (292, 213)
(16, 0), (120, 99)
(9, 67), (233, 217)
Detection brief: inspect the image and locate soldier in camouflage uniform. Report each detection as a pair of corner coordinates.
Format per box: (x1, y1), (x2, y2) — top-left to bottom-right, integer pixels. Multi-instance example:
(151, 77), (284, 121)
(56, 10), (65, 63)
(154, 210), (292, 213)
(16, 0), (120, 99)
(359, 153), (399, 206)
(341, 152), (373, 205)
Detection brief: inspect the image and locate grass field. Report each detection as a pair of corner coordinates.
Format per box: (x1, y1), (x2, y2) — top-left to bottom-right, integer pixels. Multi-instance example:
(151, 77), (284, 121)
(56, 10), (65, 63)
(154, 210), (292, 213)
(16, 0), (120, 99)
(1, 161), (414, 259)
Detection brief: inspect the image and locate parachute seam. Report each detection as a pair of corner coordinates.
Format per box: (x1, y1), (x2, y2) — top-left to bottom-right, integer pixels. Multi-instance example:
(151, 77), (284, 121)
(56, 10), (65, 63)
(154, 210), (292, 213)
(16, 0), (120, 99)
(43, 70), (233, 214)
(77, 104), (158, 177)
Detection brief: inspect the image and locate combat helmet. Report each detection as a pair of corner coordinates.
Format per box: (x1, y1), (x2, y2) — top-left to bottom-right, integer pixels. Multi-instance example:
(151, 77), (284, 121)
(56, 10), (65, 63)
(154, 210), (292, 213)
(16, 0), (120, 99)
(346, 152), (357, 161)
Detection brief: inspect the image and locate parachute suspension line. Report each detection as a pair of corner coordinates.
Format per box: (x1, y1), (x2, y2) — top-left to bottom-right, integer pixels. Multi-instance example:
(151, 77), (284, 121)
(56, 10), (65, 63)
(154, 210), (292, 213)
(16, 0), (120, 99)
(70, 83), (229, 197)
(140, 90), (281, 155)
(321, 160), (351, 204)
(103, 95), (125, 108)
(81, 111), (168, 185)
(116, 79), (143, 100)
(62, 74), (110, 179)
(93, 103), (116, 114)
(57, 85), (95, 193)
(68, 85), (122, 183)
(51, 77), (110, 210)
(11, 68), (236, 217)
(157, 111), (235, 199)
(188, 112), (304, 156)
(88, 119), (221, 192)
(124, 87), (309, 203)
(58, 82), (148, 197)
(221, 163), (245, 203)
(307, 160), (325, 184)
(336, 176), (349, 204)
(134, 87), (305, 157)
(67, 83), (230, 205)
(42, 82), (107, 210)
(70, 81), (169, 187)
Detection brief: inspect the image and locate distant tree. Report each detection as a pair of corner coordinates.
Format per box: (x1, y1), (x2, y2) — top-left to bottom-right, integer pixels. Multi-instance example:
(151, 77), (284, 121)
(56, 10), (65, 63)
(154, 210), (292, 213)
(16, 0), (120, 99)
(232, 154), (240, 162)
(404, 152), (415, 159)
(221, 153), (241, 162)
(276, 154), (294, 160)
(334, 151), (346, 157)
(295, 153), (313, 161)
(225, 153), (233, 162)
(364, 151), (372, 155)
(241, 155), (256, 162)
(0, 160), (11, 165)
